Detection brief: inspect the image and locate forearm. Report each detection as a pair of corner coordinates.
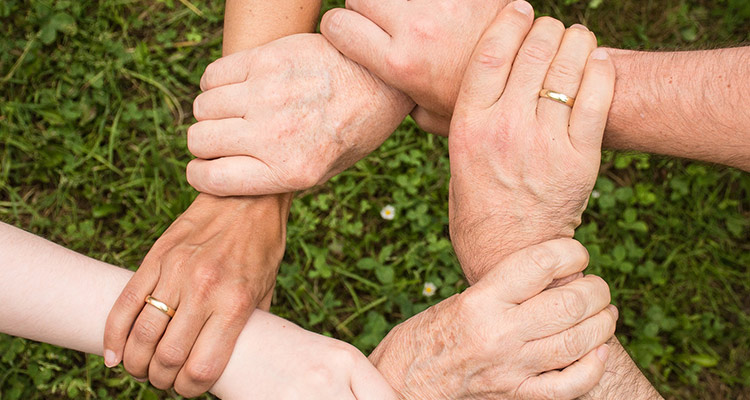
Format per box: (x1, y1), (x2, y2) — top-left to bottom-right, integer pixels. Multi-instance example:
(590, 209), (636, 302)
(223, 0), (321, 55)
(577, 337), (663, 400)
(605, 47), (750, 170)
(0, 222), (291, 397)
(197, 0), (325, 291)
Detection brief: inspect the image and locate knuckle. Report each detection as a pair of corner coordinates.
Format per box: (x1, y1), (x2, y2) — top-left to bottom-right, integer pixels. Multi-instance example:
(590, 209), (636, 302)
(578, 100), (607, 119)
(560, 328), (586, 359)
(184, 361), (221, 385)
(201, 61), (219, 90)
(547, 60), (581, 81)
(119, 287), (145, 308)
(133, 319), (162, 344)
(589, 275), (612, 302)
(186, 124), (203, 157)
(288, 167), (322, 190)
(558, 288), (587, 322)
(384, 52), (417, 78)
(155, 343), (189, 369)
(520, 40), (556, 64)
(525, 244), (560, 274)
(408, 17), (439, 41)
(192, 266), (222, 298)
(202, 167), (228, 194)
(304, 365), (336, 387)
(474, 41), (511, 70)
(192, 95), (206, 121)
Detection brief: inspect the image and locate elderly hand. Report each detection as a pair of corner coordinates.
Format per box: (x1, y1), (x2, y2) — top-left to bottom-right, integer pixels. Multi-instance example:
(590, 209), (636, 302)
(103, 194), (290, 397)
(370, 239), (617, 400)
(186, 33), (413, 197)
(446, 3), (616, 282)
(321, 0), (512, 134)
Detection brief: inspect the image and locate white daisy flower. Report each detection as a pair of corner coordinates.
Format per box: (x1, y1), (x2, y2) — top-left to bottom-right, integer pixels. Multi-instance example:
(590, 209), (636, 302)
(380, 205), (396, 220)
(422, 282), (437, 297)
(591, 190), (601, 199)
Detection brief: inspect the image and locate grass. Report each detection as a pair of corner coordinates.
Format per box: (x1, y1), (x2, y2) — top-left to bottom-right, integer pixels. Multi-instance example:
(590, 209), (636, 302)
(1, 0), (748, 398)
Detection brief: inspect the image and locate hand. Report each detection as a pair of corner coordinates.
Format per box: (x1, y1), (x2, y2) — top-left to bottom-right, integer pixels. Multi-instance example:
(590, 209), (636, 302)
(320, 0), (512, 135)
(370, 239), (617, 400)
(212, 311), (396, 400)
(447, 4), (616, 282)
(186, 33), (413, 197)
(103, 194), (291, 397)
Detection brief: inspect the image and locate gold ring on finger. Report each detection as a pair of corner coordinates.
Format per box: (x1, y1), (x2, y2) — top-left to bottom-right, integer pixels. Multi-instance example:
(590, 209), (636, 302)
(539, 89), (575, 107)
(144, 295), (176, 318)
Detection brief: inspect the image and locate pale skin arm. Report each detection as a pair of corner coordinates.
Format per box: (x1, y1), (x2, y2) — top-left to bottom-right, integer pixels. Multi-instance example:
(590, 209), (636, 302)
(0, 222), (397, 400)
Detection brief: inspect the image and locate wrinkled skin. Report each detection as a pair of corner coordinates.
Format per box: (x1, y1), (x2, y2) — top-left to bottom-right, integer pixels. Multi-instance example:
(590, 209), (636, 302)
(186, 33), (412, 196)
(321, 0), (512, 134)
(446, 6), (615, 282)
(104, 194), (290, 397)
(370, 240), (617, 400)
(367, 5), (618, 399)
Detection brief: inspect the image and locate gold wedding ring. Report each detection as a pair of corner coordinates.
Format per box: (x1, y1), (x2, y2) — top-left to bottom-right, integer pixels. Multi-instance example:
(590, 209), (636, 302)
(539, 89), (576, 107)
(145, 295), (176, 318)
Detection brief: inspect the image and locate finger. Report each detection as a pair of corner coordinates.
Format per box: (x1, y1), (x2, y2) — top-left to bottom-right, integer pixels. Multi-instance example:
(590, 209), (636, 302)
(344, 0), (402, 33)
(321, 8), (392, 82)
(469, 238), (590, 305)
(518, 344), (610, 400)
(257, 288), (274, 311)
(187, 118), (260, 160)
(502, 16), (565, 106)
(411, 106), (450, 136)
(122, 283), (180, 380)
(350, 355), (398, 400)
(103, 262), (159, 368)
(547, 272), (584, 289)
(192, 83), (249, 121)
(455, 1), (535, 111)
(568, 48), (616, 154)
(186, 157), (285, 197)
(174, 315), (246, 398)
(200, 50), (255, 91)
(517, 274), (611, 340)
(526, 304), (618, 371)
(537, 24), (597, 127)
(148, 303), (207, 390)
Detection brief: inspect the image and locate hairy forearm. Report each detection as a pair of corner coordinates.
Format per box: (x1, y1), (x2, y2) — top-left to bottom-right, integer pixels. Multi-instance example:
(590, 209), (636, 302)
(577, 337), (663, 400)
(605, 47), (750, 170)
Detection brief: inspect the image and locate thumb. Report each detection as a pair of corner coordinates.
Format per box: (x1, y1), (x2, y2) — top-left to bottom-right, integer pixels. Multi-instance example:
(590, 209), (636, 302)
(321, 8), (392, 84)
(469, 239), (590, 305)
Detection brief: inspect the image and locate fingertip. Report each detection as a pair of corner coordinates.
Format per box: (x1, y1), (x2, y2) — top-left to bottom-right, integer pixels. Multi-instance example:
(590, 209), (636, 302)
(320, 8), (344, 37)
(591, 48), (609, 61)
(596, 343), (610, 363)
(511, 0), (533, 16)
(104, 348), (120, 368)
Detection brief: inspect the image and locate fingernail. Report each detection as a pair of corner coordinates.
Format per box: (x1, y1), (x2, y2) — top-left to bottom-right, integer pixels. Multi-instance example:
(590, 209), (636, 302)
(104, 349), (119, 368)
(597, 344), (610, 363)
(591, 48), (609, 60)
(607, 304), (619, 320)
(513, 1), (533, 16)
(571, 24), (589, 31)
